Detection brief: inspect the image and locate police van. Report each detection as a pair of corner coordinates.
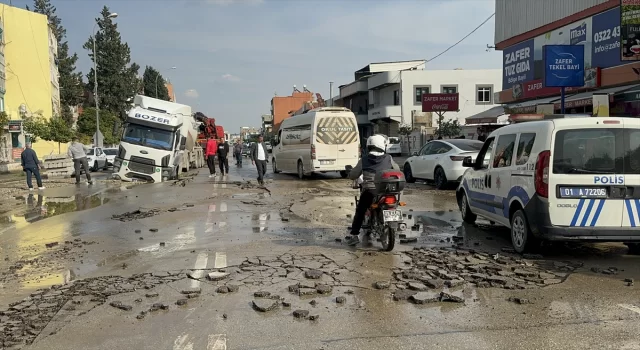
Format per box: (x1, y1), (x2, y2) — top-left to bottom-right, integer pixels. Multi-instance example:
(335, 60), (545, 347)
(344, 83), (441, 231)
(272, 107), (360, 179)
(456, 115), (640, 253)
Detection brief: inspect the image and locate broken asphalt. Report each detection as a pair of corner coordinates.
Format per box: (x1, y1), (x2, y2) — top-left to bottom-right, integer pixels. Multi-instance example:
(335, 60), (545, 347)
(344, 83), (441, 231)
(1, 163), (640, 350)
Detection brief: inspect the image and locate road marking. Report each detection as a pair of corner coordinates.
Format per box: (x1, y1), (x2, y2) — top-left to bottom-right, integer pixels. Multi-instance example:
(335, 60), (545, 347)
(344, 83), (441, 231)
(213, 182), (219, 189)
(219, 222), (227, 228)
(205, 204), (216, 233)
(220, 202), (227, 212)
(214, 252), (227, 268)
(618, 304), (640, 315)
(190, 253), (208, 288)
(208, 204), (217, 213)
(207, 334), (227, 350)
(259, 213), (268, 232)
(221, 181), (227, 189)
(173, 333), (194, 350)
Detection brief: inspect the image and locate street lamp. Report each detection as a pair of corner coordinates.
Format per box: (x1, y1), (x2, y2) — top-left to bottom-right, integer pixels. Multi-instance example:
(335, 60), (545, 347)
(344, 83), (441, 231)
(92, 12), (118, 147)
(156, 66), (177, 98)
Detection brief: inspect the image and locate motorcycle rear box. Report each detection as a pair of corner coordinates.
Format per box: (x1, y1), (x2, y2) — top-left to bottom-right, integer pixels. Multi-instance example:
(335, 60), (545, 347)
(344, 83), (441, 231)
(373, 170), (405, 194)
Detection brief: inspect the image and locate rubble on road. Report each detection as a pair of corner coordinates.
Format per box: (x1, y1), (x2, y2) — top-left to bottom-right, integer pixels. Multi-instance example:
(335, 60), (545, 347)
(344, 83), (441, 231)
(111, 208), (161, 222)
(394, 247), (578, 291)
(252, 299), (278, 312)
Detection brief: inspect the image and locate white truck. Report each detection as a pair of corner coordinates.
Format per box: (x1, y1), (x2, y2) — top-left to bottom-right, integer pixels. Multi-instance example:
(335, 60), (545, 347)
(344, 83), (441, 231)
(112, 95), (204, 183)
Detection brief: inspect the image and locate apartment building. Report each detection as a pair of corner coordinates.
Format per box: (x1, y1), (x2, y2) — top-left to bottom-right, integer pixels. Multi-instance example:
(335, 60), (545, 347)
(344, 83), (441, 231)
(270, 87), (313, 132)
(339, 60), (502, 139)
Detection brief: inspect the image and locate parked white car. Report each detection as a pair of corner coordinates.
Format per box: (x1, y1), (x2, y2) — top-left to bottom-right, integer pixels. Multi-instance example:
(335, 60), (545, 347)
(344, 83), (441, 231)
(402, 139), (484, 189)
(86, 147), (109, 172)
(386, 137), (402, 156)
(102, 148), (118, 166)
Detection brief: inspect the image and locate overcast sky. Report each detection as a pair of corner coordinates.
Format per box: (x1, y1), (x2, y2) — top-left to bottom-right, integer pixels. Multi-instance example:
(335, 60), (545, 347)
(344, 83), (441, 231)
(6, 0), (500, 133)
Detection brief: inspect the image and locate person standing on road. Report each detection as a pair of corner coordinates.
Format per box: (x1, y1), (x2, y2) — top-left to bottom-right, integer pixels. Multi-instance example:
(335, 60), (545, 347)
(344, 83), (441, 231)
(20, 142), (45, 191)
(250, 135), (268, 186)
(217, 137), (230, 175)
(233, 139), (243, 167)
(205, 137), (218, 178)
(67, 136), (93, 185)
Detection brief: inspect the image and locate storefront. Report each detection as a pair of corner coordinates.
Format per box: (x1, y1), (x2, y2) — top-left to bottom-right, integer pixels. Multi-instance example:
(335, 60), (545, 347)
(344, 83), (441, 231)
(497, 4), (640, 119)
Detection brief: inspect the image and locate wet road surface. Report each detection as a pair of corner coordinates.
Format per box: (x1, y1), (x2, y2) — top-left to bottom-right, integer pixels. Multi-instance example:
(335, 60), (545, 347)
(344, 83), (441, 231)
(1, 160), (640, 349)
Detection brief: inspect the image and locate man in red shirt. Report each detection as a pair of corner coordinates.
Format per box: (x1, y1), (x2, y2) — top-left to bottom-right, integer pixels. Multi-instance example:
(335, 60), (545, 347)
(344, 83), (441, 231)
(205, 137), (218, 177)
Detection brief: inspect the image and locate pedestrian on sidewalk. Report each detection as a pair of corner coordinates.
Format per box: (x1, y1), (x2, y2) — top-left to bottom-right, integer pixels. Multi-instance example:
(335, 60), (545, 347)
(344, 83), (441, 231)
(20, 142), (45, 191)
(217, 137), (230, 175)
(205, 137), (218, 178)
(67, 136), (93, 185)
(233, 139), (243, 167)
(250, 135), (269, 186)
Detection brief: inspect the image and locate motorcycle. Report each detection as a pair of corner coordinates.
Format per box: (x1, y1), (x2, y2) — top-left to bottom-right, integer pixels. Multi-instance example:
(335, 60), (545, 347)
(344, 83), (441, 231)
(346, 165), (407, 251)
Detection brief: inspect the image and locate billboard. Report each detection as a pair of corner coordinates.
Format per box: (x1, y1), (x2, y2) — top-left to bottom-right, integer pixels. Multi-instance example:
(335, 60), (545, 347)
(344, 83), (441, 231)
(543, 45), (585, 87)
(422, 93), (459, 112)
(621, 0), (640, 60)
(502, 6), (630, 92)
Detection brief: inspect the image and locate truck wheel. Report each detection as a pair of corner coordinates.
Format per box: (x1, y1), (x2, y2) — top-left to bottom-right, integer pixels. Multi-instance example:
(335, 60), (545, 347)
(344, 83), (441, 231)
(340, 171), (348, 178)
(625, 243), (640, 255)
(403, 164), (416, 183)
(297, 161), (305, 180)
(91, 161), (98, 172)
(272, 158), (281, 173)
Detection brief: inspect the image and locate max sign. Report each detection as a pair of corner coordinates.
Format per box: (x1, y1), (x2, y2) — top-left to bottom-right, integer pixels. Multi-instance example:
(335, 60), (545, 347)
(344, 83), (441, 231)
(422, 93), (459, 112)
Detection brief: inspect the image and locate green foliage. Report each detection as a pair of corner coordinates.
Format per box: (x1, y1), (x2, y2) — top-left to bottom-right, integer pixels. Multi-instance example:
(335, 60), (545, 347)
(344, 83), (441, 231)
(0, 111), (9, 127)
(76, 107), (120, 145)
(83, 6), (140, 119)
(33, 0), (84, 128)
(397, 123), (413, 136)
(22, 113), (49, 143)
(142, 66), (170, 101)
(436, 119), (462, 139)
(46, 117), (73, 144)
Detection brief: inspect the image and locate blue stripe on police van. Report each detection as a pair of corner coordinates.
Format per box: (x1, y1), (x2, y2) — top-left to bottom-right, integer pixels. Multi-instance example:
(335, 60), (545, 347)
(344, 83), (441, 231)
(626, 199), (637, 227)
(580, 199), (596, 227)
(589, 199), (606, 227)
(570, 199), (586, 227)
(635, 200), (640, 227)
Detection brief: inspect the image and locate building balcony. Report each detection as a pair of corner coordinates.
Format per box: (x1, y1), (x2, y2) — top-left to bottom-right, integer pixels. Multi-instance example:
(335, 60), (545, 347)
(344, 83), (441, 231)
(340, 80), (368, 99)
(368, 105), (401, 122)
(368, 71), (400, 90)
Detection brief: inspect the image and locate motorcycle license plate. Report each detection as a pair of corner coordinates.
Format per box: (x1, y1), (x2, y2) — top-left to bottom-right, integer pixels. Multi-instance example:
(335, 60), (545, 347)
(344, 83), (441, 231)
(383, 210), (402, 222)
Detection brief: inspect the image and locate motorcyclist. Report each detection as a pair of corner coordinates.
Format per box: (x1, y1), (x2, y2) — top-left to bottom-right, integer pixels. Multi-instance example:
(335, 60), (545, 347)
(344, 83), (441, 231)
(346, 134), (400, 246)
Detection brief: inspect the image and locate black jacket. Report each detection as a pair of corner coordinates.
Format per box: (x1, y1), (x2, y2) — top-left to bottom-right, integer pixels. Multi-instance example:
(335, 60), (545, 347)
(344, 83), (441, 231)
(250, 142), (268, 162)
(348, 153), (399, 191)
(21, 148), (40, 169)
(217, 142), (230, 157)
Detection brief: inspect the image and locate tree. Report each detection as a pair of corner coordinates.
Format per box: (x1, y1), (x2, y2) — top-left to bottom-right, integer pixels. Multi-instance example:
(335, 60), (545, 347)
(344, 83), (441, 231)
(46, 117), (74, 153)
(142, 66), (170, 101)
(397, 123), (413, 136)
(76, 107), (120, 145)
(83, 6), (140, 119)
(436, 119), (462, 139)
(22, 113), (49, 143)
(32, 0), (84, 127)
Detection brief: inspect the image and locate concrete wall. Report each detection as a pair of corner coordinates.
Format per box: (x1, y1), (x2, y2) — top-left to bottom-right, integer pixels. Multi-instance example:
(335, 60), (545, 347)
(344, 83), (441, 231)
(396, 69), (502, 127)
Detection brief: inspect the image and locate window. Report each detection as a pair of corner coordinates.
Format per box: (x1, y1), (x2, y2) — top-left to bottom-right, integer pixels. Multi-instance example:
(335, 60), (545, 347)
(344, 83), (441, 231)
(442, 86), (457, 94)
(475, 137), (495, 169)
(515, 133), (536, 165)
(493, 134), (517, 168)
(477, 86), (493, 104)
(447, 139), (484, 151)
(393, 90), (400, 106)
(552, 128), (640, 175)
(415, 86), (430, 103)
(428, 141), (452, 155)
(419, 143), (432, 156)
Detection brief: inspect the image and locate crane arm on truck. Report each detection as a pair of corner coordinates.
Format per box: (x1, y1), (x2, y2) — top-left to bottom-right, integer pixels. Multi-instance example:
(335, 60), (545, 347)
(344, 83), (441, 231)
(194, 111), (225, 144)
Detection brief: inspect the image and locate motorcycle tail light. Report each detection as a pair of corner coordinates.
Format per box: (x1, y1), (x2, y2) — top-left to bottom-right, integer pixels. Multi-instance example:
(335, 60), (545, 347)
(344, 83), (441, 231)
(384, 195), (396, 205)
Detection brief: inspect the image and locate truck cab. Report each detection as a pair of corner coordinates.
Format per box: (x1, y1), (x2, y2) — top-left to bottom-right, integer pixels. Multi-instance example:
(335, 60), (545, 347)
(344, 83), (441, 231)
(113, 95), (201, 182)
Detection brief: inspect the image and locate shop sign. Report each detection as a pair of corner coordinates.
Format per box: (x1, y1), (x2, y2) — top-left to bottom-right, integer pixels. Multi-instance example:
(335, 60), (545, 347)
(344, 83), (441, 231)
(8, 120), (22, 133)
(613, 90), (640, 101)
(621, 0), (640, 61)
(544, 45), (585, 87)
(553, 98), (593, 110)
(422, 93), (459, 112)
(593, 7), (624, 68)
(503, 40), (534, 90)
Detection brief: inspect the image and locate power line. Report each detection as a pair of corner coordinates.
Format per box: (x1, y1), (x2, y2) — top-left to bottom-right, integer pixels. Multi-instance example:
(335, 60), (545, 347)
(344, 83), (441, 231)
(426, 12), (495, 63)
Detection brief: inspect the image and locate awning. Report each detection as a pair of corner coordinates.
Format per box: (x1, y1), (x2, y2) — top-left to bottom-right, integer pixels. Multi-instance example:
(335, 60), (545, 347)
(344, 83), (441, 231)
(553, 85), (634, 109)
(466, 106), (507, 123)
(505, 96), (558, 114)
(613, 84), (640, 102)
